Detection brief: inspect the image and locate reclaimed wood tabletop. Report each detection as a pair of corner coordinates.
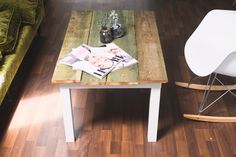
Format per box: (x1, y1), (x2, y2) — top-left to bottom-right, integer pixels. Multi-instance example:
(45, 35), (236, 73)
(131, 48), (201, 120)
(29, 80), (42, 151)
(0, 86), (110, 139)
(51, 10), (168, 85)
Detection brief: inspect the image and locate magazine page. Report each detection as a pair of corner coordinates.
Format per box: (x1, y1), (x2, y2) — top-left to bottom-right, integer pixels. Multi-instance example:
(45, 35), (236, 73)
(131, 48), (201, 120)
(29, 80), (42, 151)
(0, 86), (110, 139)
(105, 43), (138, 71)
(59, 51), (80, 66)
(71, 45), (122, 79)
(59, 44), (92, 66)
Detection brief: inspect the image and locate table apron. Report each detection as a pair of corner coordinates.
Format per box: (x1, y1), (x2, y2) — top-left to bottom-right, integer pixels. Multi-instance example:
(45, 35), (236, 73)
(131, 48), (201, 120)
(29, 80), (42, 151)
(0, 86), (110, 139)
(59, 83), (161, 89)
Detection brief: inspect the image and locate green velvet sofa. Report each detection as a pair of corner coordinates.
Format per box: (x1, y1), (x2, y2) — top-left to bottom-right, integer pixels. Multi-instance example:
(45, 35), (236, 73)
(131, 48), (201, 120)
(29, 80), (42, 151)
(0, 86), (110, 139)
(0, 1), (45, 105)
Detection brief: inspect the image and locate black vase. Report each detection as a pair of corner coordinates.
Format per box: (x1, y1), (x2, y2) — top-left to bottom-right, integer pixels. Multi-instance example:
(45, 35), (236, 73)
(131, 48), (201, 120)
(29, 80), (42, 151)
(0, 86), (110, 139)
(111, 24), (125, 39)
(100, 26), (113, 43)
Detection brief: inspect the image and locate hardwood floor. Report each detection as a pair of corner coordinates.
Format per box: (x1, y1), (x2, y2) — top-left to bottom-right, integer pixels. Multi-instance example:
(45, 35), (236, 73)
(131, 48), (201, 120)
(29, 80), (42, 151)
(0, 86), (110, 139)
(0, 0), (236, 156)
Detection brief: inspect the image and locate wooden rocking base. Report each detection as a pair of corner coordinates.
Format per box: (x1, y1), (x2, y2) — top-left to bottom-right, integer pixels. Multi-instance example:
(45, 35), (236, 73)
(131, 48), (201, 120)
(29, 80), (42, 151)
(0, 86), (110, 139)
(183, 114), (236, 122)
(175, 82), (236, 91)
(177, 81), (236, 122)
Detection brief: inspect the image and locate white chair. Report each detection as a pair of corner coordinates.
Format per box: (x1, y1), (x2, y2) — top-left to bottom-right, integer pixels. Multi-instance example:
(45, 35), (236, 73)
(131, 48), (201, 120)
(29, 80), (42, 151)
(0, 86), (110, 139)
(176, 9), (236, 122)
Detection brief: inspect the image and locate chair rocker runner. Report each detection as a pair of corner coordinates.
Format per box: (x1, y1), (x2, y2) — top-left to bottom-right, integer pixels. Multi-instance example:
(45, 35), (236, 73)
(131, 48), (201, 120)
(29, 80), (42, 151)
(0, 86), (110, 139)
(176, 9), (236, 122)
(178, 73), (236, 122)
(175, 81), (236, 91)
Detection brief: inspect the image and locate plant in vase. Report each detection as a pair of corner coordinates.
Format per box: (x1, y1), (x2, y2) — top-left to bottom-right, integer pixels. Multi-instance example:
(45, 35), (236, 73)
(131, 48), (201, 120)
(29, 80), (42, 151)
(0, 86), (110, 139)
(109, 10), (125, 39)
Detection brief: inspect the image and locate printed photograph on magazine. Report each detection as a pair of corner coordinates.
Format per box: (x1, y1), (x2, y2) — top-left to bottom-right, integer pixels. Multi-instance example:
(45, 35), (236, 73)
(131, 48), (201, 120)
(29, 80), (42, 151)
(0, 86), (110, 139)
(71, 45), (123, 79)
(105, 43), (138, 71)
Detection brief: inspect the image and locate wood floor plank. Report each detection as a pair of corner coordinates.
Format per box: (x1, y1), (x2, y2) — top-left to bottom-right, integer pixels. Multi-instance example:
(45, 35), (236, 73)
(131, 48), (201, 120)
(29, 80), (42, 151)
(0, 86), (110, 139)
(174, 127), (189, 157)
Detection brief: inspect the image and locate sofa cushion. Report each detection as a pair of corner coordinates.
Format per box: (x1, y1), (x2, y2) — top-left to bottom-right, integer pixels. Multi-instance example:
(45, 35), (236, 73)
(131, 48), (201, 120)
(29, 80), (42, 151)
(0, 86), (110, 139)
(0, 6), (21, 59)
(18, 0), (40, 24)
(0, 0), (39, 25)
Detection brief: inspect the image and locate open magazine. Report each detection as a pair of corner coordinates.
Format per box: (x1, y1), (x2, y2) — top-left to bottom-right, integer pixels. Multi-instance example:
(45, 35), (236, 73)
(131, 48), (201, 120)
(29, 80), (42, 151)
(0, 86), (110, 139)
(60, 43), (138, 79)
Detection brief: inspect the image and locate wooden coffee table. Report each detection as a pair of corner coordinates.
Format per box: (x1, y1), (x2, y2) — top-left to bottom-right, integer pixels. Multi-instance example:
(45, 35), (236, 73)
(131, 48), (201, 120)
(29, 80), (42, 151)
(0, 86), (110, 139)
(51, 10), (168, 142)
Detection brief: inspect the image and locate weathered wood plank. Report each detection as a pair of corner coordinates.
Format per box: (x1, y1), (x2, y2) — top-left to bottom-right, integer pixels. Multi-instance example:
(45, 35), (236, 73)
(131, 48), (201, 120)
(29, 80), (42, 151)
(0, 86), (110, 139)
(51, 11), (92, 83)
(80, 11), (107, 85)
(106, 10), (139, 85)
(135, 11), (168, 83)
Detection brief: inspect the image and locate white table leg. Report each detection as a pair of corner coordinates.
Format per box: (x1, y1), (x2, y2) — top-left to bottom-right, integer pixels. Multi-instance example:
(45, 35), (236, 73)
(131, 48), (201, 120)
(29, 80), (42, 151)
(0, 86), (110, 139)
(60, 87), (75, 142)
(147, 84), (161, 142)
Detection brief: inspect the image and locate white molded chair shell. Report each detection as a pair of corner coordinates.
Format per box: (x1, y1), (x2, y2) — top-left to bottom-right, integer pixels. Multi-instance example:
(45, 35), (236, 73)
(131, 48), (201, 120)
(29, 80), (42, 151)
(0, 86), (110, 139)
(215, 52), (236, 77)
(185, 9), (236, 77)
